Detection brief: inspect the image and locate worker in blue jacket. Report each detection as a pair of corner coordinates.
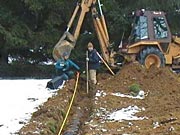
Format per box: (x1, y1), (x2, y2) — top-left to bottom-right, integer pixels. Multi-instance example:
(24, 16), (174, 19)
(86, 42), (100, 84)
(55, 52), (80, 80)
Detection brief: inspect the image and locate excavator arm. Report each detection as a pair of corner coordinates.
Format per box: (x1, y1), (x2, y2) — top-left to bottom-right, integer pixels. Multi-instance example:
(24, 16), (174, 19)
(53, 0), (113, 64)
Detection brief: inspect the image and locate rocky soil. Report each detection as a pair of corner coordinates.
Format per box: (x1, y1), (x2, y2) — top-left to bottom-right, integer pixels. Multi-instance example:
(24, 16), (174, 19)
(19, 62), (180, 135)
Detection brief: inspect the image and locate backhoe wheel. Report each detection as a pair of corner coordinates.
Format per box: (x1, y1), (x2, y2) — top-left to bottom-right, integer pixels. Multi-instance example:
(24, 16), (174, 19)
(138, 47), (165, 69)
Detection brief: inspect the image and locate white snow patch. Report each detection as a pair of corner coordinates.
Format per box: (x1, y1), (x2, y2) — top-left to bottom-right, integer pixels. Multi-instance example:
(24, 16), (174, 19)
(111, 90), (145, 99)
(95, 90), (106, 97)
(0, 79), (60, 135)
(39, 59), (54, 65)
(107, 106), (147, 122)
(95, 90), (107, 105)
(8, 55), (54, 65)
(153, 121), (160, 129)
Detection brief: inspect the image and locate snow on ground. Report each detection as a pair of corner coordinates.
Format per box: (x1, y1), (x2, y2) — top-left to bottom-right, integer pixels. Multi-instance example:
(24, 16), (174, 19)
(107, 106), (147, 122)
(95, 90), (148, 122)
(111, 90), (146, 99)
(0, 79), (59, 135)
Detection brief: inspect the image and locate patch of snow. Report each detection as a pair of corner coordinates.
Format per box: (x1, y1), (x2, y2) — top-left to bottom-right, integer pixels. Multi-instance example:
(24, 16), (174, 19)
(101, 128), (107, 132)
(111, 90), (146, 99)
(29, 49), (34, 52)
(95, 90), (106, 97)
(0, 79), (61, 135)
(8, 56), (17, 64)
(8, 55), (54, 65)
(107, 106), (147, 122)
(169, 126), (175, 131)
(176, 9), (180, 13)
(153, 121), (160, 129)
(128, 122), (133, 126)
(39, 59), (54, 65)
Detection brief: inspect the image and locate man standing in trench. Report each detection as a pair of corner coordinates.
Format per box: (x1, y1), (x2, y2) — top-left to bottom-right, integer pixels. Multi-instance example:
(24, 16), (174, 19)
(86, 42), (100, 85)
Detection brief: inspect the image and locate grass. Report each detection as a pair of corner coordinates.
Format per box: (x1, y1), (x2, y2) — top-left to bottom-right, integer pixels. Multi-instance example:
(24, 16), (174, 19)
(47, 120), (57, 134)
(129, 83), (141, 96)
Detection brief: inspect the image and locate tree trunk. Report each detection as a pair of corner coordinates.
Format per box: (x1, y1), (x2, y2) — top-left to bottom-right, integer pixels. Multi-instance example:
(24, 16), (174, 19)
(0, 34), (8, 65)
(0, 47), (8, 65)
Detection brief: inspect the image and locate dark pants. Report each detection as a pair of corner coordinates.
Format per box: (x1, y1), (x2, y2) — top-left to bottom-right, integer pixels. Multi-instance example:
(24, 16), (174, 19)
(56, 70), (75, 80)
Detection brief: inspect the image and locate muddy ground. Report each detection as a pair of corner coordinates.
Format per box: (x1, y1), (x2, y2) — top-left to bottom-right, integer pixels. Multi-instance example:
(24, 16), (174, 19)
(19, 62), (180, 135)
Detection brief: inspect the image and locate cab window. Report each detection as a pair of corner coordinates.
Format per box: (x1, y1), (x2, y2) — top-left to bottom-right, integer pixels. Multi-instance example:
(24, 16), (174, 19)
(153, 17), (168, 39)
(130, 16), (148, 43)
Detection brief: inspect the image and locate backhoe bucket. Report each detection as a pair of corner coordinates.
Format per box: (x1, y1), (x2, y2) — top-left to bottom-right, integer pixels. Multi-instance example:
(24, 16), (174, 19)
(53, 32), (76, 61)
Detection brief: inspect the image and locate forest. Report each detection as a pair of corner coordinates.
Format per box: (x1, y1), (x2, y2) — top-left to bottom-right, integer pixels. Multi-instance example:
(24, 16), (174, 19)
(0, 0), (180, 65)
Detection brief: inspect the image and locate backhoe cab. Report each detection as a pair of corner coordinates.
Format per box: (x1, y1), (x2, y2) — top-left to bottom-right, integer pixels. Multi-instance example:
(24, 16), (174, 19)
(123, 10), (180, 69)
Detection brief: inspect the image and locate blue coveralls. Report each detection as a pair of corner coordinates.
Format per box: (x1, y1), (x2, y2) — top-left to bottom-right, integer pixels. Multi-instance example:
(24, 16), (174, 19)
(55, 59), (80, 80)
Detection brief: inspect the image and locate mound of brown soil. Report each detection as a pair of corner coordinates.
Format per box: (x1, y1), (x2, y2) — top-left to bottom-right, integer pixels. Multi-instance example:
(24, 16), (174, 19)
(82, 62), (180, 134)
(19, 62), (180, 135)
(99, 62), (179, 93)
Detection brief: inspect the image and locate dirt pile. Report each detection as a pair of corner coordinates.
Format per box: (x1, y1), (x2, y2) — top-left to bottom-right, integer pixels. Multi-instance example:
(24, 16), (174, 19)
(82, 62), (180, 134)
(19, 62), (180, 135)
(99, 62), (179, 93)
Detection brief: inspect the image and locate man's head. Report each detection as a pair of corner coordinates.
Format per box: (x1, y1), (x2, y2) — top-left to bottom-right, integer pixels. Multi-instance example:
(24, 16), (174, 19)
(62, 52), (69, 60)
(87, 42), (94, 51)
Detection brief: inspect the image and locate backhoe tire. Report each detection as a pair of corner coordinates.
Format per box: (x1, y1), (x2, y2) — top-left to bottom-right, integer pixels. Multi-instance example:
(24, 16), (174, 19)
(138, 47), (165, 69)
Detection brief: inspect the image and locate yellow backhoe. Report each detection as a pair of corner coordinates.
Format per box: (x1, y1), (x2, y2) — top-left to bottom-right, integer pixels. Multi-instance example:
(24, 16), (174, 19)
(122, 10), (180, 69)
(53, 0), (111, 63)
(53, 0), (180, 69)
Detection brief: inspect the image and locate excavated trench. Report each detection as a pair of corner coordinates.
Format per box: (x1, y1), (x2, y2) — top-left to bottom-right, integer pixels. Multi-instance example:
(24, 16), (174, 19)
(19, 77), (97, 135)
(61, 72), (112, 135)
(19, 63), (180, 135)
(63, 107), (83, 135)
(63, 97), (91, 135)
(62, 79), (95, 135)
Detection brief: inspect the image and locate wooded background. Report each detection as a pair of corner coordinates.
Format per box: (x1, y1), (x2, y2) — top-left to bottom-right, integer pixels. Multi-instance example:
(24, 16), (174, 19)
(0, 0), (180, 65)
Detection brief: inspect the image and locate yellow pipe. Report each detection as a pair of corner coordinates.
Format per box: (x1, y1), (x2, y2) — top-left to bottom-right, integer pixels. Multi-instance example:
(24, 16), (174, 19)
(57, 72), (80, 135)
